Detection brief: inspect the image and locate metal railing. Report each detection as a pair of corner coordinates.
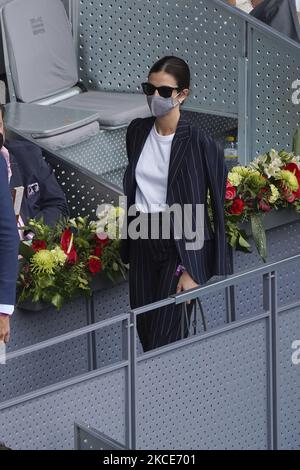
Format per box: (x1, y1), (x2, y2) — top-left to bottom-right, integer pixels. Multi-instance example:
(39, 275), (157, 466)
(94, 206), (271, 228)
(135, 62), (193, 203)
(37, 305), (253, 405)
(1, 252), (299, 449)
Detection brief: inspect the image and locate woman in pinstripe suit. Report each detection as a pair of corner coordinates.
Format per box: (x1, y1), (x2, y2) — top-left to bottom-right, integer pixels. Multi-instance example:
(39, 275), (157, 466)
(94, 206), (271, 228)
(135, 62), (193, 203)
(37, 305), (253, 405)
(121, 56), (230, 352)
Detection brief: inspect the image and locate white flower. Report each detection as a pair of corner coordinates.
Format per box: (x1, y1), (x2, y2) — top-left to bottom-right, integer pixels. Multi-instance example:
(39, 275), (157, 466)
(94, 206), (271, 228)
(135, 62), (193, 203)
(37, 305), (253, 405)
(269, 149), (279, 160)
(264, 158), (282, 178)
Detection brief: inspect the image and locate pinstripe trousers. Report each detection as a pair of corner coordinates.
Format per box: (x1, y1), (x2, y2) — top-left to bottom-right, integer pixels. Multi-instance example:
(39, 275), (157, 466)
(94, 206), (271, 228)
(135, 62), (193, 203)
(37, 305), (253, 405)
(128, 211), (194, 352)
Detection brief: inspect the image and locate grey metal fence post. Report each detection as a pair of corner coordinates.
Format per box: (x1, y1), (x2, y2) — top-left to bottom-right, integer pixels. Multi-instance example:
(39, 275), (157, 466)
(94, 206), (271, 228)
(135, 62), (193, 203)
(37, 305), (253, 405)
(270, 270), (279, 450)
(129, 311), (137, 450)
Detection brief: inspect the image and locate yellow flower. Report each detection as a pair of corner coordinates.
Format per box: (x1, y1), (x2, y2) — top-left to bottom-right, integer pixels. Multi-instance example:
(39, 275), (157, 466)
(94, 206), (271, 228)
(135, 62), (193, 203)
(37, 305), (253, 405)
(51, 246), (67, 266)
(31, 250), (57, 275)
(231, 166), (252, 178)
(277, 170), (299, 192)
(269, 184), (280, 204)
(228, 172), (242, 186)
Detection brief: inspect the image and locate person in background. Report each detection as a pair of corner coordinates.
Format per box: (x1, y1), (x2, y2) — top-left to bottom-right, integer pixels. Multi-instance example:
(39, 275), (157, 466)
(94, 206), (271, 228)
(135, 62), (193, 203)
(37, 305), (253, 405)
(0, 104), (69, 229)
(0, 141), (19, 344)
(0, 153), (18, 451)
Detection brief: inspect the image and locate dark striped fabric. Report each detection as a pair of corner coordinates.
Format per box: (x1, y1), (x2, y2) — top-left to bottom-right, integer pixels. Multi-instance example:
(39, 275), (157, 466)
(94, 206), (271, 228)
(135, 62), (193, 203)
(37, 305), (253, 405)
(121, 113), (231, 286)
(129, 211), (194, 352)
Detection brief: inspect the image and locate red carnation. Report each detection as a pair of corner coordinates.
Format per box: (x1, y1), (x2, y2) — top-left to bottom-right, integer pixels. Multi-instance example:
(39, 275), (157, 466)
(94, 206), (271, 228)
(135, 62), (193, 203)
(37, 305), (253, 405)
(32, 240), (47, 252)
(229, 198), (245, 215)
(88, 257), (102, 275)
(225, 181), (237, 201)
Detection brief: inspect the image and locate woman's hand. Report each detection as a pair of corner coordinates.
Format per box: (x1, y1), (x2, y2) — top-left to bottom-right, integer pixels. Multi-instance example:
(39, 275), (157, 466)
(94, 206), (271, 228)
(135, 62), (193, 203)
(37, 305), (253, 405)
(176, 271), (199, 304)
(0, 314), (10, 344)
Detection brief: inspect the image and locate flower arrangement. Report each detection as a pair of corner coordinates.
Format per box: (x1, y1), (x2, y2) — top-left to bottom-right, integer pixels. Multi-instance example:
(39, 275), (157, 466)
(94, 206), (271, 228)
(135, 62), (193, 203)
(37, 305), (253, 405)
(18, 206), (127, 310)
(225, 149), (300, 260)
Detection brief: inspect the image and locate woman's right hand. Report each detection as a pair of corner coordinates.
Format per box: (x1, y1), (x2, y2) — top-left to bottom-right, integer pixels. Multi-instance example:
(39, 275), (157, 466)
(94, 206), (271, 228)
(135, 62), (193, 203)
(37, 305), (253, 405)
(176, 271), (199, 304)
(0, 314), (10, 344)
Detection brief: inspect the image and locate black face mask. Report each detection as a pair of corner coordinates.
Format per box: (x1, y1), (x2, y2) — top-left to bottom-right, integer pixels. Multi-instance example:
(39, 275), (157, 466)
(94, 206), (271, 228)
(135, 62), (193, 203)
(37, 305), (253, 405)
(0, 133), (3, 149)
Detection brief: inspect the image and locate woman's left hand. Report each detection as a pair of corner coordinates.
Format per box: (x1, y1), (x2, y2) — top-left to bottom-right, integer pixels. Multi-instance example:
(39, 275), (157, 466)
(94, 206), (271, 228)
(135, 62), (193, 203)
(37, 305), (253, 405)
(176, 271), (199, 304)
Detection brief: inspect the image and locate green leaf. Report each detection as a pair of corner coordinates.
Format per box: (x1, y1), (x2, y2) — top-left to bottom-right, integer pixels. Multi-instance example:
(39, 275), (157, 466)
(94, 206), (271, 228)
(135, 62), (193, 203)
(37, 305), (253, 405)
(251, 214), (267, 262)
(19, 241), (35, 260)
(237, 233), (251, 251)
(51, 293), (64, 310)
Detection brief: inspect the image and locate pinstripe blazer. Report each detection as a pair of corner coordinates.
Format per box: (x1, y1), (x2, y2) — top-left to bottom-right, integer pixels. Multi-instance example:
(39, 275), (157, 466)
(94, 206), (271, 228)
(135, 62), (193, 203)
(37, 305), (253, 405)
(120, 113), (231, 285)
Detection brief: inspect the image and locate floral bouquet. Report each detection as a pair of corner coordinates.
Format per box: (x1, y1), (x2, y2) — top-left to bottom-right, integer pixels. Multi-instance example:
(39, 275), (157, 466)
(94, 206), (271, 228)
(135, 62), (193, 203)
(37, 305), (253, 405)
(18, 206), (127, 310)
(225, 149), (300, 260)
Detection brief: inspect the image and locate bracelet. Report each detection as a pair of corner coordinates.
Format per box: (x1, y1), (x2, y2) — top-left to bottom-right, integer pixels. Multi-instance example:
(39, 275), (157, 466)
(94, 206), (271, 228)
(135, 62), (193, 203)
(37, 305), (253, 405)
(175, 264), (186, 277)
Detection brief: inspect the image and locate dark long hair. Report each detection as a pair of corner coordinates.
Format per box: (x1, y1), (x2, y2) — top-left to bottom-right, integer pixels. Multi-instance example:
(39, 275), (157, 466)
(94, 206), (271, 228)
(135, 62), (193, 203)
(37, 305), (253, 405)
(149, 56), (190, 91)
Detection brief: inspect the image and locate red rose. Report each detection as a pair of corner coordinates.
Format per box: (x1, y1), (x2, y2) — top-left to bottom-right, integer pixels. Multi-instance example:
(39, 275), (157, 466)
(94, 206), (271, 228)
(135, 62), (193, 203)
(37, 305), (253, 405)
(229, 198), (245, 215)
(88, 257), (102, 275)
(225, 181), (237, 201)
(93, 245), (103, 257)
(61, 229), (77, 264)
(32, 240), (47, 252)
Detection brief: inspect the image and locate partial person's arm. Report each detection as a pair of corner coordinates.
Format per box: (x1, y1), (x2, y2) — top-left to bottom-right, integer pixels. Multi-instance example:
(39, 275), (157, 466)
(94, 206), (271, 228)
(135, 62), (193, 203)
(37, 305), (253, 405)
(202, 135), (230, 276)
(0, 158), (19, 342)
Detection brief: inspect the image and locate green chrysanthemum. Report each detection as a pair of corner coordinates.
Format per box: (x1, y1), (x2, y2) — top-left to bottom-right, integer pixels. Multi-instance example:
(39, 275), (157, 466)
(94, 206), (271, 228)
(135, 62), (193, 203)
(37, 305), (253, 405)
(31, 250), (57, 275)
(245, 171), (266, 190)
(277, 170), (299, 192)
(231, 166), (252, 178)
(51, 246), (67, 266)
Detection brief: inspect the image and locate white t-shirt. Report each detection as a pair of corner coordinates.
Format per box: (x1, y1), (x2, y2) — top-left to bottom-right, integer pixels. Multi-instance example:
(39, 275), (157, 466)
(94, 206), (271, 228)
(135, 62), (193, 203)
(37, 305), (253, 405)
(135, 123), (175, 213)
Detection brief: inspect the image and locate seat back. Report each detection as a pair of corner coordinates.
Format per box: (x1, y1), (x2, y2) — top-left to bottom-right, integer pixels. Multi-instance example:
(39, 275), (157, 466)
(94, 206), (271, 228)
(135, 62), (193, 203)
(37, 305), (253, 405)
(250, 0), (300, 42)
(0, 0), (12, 76)
(1, 0), (78, 102)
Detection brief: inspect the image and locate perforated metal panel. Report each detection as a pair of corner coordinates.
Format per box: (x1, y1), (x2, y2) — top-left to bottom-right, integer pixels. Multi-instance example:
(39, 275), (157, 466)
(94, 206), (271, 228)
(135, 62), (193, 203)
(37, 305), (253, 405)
(234, 219), (300, 319)
(1, 336), (90, 403)
(1, 368), (127, 450)
(56, 110), (237, 190)
(76, 0), (244, 116)
(248, 26), (300, 159)
(184, 111), (237, 138)
(44, 152), (122, 219)
(136, 318), (269, 450)
(0, 298), (88, 403)
(278, 308), (300, 450)
(75, 422), (127, 450)
(58, 128), (128, 178)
